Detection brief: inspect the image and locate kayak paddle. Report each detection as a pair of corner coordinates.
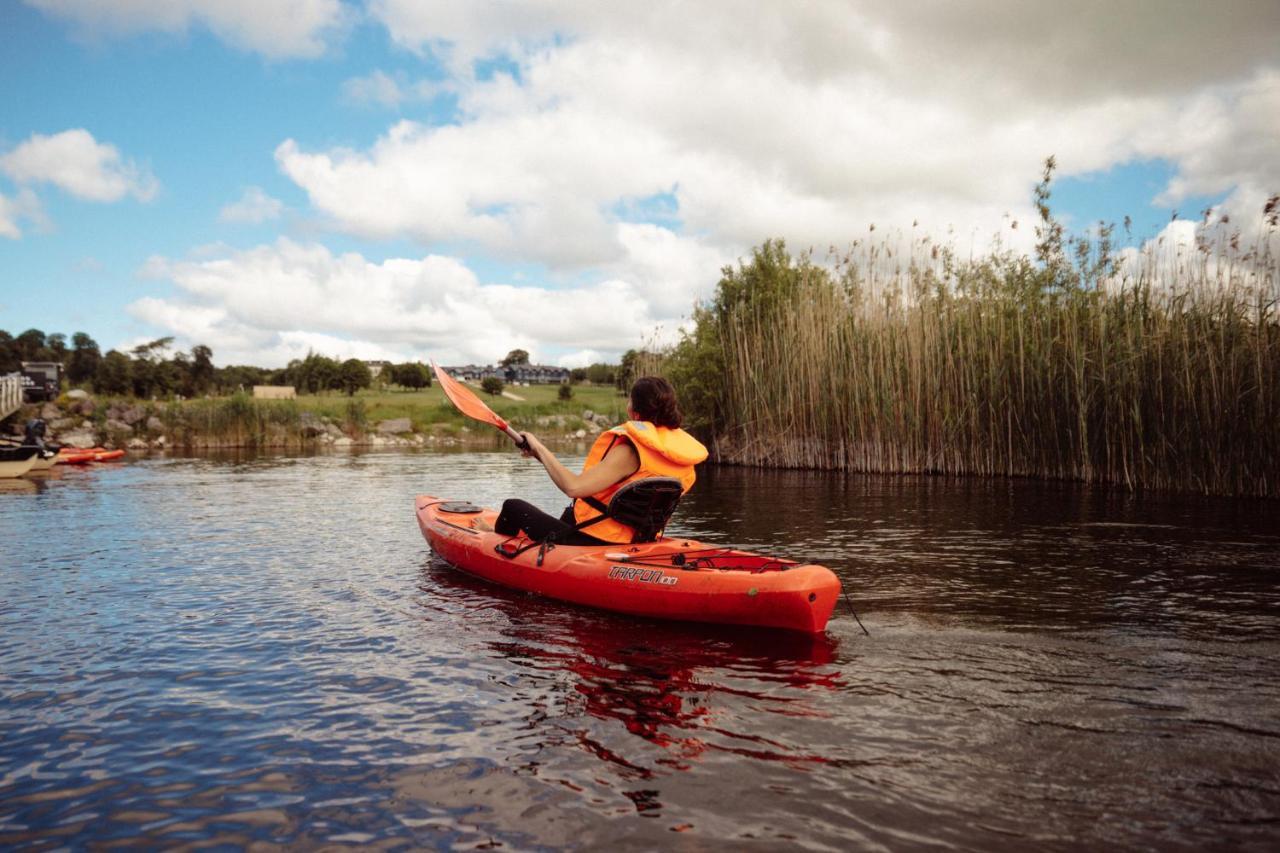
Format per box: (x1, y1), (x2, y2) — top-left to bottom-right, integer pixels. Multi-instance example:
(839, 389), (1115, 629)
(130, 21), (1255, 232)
(430, 360), (530, 451)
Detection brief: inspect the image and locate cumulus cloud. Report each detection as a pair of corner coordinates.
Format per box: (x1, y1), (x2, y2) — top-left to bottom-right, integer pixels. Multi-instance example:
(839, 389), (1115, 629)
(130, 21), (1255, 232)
(219, 186), (284, 224)
(0, 188), (45, 239)
(285, 3), (1279, 293)
(1, 129), (158, 202)
(25, 0), (349, 59)
(129, 239), (660, 366)
(97, 3), (1280, 366)
(370, 1), (1280, 98)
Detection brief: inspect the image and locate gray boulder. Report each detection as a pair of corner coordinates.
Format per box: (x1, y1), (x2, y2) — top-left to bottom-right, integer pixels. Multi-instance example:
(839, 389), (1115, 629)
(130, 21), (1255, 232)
(105, 418), (133, 434)
(377, 417), (413, 435)
(67, 389), (90, 400)
(146, 416), (165, 433)
(60, 429), (97, 448)
(121, 405), (147, 426)
(299, 411), (326, 438)
(40, 402), (61, 420)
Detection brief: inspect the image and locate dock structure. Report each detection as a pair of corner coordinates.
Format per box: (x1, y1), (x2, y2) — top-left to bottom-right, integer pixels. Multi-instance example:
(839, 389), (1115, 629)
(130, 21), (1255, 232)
(1, 374), (22, 422)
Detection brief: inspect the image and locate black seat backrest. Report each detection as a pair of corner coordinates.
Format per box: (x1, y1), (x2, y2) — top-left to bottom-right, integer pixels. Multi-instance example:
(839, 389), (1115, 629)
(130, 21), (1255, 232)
(606, 477), (684, 543)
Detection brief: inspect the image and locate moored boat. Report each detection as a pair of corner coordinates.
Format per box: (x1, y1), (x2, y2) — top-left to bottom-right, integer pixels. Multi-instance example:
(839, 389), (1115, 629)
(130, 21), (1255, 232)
(416, 495), (842, 633)
(0, 446), (39, 479)
(28, 449), (60, 471)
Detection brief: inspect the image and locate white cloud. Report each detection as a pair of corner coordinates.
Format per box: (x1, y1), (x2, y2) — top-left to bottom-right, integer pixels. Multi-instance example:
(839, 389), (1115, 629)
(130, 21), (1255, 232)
(1, 129), (158, 202)
(281, 4), (1279, 317)
(0, 188), (45, 239)
(129, 239), (660, 367)
(1138, 72), (1280, 209)
(219, 186), (284, 224)
(25, 0), (349, 59)
(342, 70), (408, 108)
(554, 349), (605, 369)
(340, 70), (451, 108)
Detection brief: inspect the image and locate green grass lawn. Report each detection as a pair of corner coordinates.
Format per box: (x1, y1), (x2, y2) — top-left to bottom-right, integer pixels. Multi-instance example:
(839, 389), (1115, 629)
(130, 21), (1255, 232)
(294, 383), (628, 432)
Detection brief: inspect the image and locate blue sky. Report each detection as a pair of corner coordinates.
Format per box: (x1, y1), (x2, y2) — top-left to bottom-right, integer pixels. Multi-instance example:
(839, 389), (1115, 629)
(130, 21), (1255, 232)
(1, 1), (1276, 367)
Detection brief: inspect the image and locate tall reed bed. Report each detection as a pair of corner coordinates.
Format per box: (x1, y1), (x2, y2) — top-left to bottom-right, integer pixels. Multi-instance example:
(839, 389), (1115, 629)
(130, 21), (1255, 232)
(170, 393), (306, 448)
(662, 190), (1279, 497)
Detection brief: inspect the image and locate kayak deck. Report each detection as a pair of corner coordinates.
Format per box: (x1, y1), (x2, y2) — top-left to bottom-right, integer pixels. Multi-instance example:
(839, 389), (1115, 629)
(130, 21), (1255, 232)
(416, 494), (841, 633)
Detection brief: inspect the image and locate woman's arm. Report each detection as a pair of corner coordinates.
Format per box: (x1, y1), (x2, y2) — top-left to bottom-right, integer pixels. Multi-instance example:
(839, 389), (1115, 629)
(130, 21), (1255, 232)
(522, 432), (639, 499)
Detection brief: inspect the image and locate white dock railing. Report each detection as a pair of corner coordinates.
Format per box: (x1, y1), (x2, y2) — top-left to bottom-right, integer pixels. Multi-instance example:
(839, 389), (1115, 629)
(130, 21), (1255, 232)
(1, 374), (23, 422)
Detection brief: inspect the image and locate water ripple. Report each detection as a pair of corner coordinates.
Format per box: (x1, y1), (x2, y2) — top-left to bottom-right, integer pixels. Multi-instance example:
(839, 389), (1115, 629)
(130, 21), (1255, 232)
(1, 451), (1278, 849)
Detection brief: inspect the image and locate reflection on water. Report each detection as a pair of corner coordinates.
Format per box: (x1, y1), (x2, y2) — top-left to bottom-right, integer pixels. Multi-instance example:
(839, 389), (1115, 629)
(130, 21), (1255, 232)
(1, 450), (1278, 849)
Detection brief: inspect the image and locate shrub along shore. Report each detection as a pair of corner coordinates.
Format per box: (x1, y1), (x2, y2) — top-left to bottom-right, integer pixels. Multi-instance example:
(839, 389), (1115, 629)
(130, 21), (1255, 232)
(654, 178), (1279, 498)
(14, 384), (626, 452)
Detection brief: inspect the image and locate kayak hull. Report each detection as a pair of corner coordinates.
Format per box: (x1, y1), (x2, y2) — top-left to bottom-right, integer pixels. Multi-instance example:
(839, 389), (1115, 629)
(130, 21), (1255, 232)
(416, 495), (841, 633)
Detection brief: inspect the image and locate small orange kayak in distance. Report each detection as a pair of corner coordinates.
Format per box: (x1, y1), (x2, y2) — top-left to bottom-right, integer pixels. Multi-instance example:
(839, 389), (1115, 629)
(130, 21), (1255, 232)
(57, 447), (126, 464)
(416, 495), (842, 633)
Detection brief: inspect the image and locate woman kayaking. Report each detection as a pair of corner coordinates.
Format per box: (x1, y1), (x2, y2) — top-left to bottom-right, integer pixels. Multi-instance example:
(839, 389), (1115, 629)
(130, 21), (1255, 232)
(477, 376), (709, 544)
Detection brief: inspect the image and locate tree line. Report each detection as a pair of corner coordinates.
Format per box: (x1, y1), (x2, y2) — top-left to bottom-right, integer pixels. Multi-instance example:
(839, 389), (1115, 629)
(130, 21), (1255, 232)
(0, 328), (437, 398)
(2, 327), (636, 401)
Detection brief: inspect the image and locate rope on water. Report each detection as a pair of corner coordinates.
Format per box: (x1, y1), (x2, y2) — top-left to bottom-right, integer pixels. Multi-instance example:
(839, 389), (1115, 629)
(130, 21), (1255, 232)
(842, 590), (870, 636)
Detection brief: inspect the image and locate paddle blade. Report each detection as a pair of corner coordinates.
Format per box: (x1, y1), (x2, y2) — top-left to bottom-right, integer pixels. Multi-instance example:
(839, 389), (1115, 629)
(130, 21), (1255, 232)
(431, 360), (510, 431)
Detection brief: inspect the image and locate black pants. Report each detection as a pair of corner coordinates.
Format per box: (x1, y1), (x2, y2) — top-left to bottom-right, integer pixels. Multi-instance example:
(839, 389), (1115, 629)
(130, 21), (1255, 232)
(495, 499), (607, 545)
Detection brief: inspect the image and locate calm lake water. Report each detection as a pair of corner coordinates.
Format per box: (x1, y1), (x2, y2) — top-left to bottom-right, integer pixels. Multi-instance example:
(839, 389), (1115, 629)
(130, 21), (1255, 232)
(2, 449), (1278, 850)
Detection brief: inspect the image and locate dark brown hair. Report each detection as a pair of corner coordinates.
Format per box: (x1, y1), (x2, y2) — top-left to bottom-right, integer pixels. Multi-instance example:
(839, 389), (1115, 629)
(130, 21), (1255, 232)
(629, 376), (682, 428)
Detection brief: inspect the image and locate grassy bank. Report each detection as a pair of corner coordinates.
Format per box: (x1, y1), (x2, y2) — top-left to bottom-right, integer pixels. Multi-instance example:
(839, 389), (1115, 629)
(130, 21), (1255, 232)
(28, 383), (627, 450)
(658, 203), (1279, 497)
(291, 383), (626, 431)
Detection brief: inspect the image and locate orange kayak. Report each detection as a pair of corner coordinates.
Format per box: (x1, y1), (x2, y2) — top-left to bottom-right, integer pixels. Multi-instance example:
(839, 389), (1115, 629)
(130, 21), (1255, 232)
(56, 448), (125, 464)
(416, 495), (841, 633)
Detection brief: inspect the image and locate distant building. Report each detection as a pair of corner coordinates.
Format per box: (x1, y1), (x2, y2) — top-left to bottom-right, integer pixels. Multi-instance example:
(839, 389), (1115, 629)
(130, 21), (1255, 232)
(365, 360), (391, 378)
(253, 385), (297, 399)
(504, 364), (571, 384)
(444, 364), (570, 384)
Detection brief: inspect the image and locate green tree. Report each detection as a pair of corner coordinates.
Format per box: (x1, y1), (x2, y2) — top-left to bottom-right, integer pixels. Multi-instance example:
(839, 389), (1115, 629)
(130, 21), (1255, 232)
(47, 333), (69, 363)
(215, 364), (269, 393)
(15, 328), (47, 361)
(339, 359), (372, 396)
(393, 361), (430, 390)
(288, 352), (341, 394)
(499, 349), (530, 367)
(557, 383), (573, 401)
(129, 337), (174, 398)
(190, 345), (215, 394)
(481, 376), (504, 396)
(95, 350), (132, 395)
(617, 349), (642, 391)
(0, 330), (20, 374)
(67, 332), (101, 385)
(584, 362), (616, 385)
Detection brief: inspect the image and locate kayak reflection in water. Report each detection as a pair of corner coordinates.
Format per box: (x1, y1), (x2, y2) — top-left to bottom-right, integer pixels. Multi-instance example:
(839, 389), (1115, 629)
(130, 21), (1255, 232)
(476, 376), (709, 545)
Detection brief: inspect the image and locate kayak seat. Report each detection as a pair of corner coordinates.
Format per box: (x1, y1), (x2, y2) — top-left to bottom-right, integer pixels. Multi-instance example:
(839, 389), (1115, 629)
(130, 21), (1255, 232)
(589, 476), (685, 543)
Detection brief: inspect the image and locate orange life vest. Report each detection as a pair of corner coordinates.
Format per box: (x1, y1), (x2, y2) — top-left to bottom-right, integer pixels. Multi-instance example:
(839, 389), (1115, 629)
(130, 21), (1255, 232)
(573, 421), (709, 543)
